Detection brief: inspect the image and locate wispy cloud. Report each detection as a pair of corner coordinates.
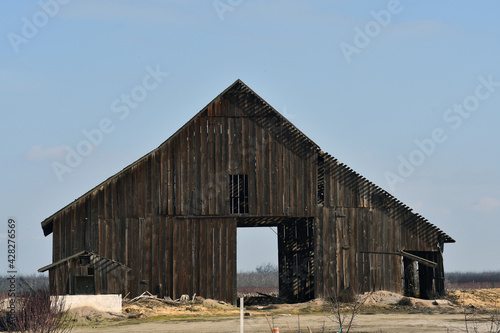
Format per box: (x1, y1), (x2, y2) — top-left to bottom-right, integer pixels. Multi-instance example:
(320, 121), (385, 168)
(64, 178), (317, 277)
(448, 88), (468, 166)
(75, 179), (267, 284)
(26, 145), (67, 162)
(409, 201), (424, 211)
(389, 19), (454, 36)
(59, 0), (201, 25)
(471, 197), (500, 212)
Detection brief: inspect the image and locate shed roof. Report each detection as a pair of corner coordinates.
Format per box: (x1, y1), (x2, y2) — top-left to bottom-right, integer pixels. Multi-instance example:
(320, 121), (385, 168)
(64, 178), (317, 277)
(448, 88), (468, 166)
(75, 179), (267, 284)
(38, 250), (130, 273)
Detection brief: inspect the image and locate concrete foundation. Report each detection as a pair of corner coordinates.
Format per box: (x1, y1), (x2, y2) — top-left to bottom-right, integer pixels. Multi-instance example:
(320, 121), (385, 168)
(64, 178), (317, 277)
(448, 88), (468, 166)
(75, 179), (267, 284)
(51, 294), (122, 313)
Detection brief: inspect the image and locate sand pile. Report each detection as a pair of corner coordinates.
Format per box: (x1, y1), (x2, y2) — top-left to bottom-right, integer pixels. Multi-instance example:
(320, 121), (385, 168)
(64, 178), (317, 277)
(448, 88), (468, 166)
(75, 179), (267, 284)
(362, 290), (455, 309)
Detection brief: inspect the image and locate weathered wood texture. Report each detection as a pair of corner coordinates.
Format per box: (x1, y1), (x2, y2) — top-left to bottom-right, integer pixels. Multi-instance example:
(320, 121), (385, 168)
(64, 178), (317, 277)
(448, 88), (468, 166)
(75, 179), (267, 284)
(43, 84), (315, 303)
(41, 80), (453, 303)
(313, 152), (451, 298)
(278, 218), (315, 302)
(49, 217), (237, 303)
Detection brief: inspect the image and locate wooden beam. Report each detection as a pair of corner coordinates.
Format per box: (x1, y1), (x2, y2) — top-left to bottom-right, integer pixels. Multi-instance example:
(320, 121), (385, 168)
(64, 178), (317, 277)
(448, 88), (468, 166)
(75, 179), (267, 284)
(361, 250), (438, 268)
(399, 251), (437, 268)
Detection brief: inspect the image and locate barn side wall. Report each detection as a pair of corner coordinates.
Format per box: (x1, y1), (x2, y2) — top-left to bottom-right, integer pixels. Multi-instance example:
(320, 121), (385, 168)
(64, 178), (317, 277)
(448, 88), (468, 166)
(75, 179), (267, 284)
(314, 206), (403, 297)
(314, 158), (441, 298)
(50, 217), (237, 303)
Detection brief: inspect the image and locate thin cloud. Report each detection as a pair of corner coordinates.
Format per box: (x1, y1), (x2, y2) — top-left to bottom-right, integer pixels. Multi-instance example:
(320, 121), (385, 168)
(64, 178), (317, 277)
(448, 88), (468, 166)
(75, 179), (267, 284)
(409, 201), (424, 211)
(59, 0), (201, 25)
(26, 145), (67, 162)
(389, 19), (454, 36)
(471, 197), (500, 212)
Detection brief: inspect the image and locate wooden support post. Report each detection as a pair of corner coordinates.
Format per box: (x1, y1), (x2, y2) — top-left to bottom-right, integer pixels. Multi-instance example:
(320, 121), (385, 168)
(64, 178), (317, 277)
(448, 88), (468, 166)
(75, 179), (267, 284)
(403, 257), (417, 298)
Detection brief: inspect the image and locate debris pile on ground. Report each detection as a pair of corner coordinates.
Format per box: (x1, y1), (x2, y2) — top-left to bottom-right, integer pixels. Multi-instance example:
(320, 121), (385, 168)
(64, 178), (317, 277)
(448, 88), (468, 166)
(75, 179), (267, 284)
(246, 298), (329, 314)
(243, 292), (283, 306)
(122, 292), (240, 319)
(237, 288), (279, 298)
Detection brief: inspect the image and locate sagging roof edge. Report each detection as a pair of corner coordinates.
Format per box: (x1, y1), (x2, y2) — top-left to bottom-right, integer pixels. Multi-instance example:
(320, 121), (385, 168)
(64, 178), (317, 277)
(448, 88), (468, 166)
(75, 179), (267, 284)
(41, 79), (455, 244)
(38, 250), (130, 273)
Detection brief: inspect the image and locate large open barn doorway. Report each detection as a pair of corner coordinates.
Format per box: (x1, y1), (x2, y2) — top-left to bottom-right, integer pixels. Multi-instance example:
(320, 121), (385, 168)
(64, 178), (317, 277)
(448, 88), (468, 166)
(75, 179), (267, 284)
(237, 227), (279, 297)
(237, 217), (315, 303)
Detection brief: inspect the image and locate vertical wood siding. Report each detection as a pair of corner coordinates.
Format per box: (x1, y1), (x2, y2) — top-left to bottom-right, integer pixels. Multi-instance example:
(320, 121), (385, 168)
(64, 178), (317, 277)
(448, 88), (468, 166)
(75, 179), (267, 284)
(314, 153), (446, 298)
(47, 92), (316, 303)
(43, 80), (452, 302)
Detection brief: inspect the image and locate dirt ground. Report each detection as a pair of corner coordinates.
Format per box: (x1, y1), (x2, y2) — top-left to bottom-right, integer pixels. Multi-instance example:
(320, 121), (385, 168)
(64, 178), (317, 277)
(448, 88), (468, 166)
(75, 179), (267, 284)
(69, 289), (500, 333)
(71, 313), (469, 333)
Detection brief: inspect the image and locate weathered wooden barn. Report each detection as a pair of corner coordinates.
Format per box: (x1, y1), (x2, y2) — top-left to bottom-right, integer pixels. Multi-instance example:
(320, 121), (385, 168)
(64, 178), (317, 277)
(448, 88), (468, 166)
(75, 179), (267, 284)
(39, 80), (454, 304)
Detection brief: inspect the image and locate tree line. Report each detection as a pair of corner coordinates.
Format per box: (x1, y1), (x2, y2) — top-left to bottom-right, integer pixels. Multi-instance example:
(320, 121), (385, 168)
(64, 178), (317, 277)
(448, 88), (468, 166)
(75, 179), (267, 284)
(237, 263), (278, 288)
(446, 271), (500, 284)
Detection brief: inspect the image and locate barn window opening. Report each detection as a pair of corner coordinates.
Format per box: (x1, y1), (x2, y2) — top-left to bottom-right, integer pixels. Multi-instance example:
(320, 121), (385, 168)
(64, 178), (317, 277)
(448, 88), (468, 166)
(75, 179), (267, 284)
(79, 255), (91, 266)
(229, 174), (248, 214)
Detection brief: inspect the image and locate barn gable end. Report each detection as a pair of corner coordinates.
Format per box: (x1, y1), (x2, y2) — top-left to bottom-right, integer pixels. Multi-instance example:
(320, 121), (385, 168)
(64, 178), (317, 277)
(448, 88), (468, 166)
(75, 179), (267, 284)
(40, 79), (454, 303)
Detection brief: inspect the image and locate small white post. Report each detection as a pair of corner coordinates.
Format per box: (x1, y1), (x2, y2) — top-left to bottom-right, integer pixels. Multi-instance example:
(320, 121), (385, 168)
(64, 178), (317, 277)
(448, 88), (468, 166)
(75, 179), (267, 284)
(240, 297), (244, 333)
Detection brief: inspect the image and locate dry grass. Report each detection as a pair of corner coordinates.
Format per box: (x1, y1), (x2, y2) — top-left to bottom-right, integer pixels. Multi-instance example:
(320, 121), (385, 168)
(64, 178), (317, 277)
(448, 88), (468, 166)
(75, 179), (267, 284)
(447, 289), (500, 311)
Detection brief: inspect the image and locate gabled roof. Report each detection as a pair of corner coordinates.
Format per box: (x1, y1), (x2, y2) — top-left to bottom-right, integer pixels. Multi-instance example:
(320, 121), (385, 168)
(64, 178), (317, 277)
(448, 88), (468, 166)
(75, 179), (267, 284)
(41, 79), (454, 244)
(41, 79), (319, 235)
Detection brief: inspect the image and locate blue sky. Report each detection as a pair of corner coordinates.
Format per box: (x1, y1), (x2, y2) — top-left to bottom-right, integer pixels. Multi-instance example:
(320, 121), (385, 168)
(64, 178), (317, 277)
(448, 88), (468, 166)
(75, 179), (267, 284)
(1, 0), (499, 274)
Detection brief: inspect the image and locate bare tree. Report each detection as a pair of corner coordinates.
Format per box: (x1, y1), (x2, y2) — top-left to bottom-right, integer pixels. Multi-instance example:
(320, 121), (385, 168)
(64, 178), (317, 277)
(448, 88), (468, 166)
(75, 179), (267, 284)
(1, 290), (74, 333)
(326, 286), (371, 333)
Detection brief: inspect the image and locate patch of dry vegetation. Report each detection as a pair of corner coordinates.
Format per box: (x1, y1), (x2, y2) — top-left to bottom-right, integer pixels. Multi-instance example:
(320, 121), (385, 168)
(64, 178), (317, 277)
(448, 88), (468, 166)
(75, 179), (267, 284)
(447, 288), (500, 311)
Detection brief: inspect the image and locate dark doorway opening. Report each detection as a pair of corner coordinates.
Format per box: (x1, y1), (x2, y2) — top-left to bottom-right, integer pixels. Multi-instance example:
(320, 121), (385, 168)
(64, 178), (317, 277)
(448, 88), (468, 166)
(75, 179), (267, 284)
(403, 251), (444, 299)
(74, 276), (95, 295)
(237, 217), (315, 303)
